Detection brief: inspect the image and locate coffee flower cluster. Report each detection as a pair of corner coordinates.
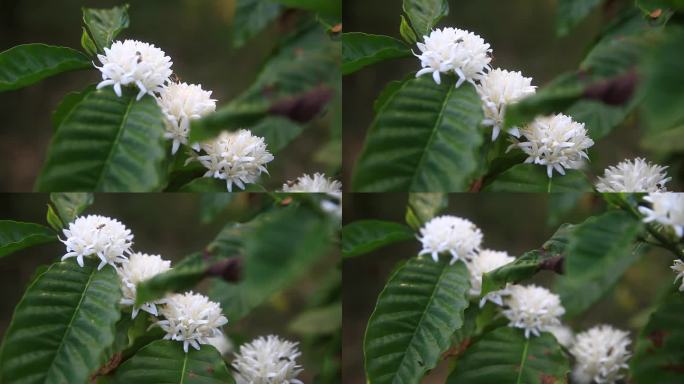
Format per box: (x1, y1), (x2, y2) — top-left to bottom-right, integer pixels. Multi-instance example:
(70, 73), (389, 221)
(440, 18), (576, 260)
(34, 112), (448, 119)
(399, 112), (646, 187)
(639, 192), (684, 238)
(418, 215), (483, 264)
(232, 335), (304, 384)
(282, 172), (343, 219)
(596, 158), (670, 192)
(571, 325), (631, 384)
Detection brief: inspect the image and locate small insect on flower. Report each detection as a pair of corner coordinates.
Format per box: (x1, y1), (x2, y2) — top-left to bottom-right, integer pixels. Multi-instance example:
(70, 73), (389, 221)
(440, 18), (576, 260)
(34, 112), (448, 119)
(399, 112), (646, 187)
(95, 39), (173, 101)
(418, 215), (483, 264)
(60, 215), (133, 270)
(415, 27), (492, 87)
(231, 335), (303, 384)
(498, 284), (565, 338)
(117, 252), (172, 318)
(465, 249), (515, 297)
(638, 192), (684, 238)
(477, 68), (536, 140)
(155, 291), (228, 353)
(571, 325), (631, 384)
(595, 158), (670, 193)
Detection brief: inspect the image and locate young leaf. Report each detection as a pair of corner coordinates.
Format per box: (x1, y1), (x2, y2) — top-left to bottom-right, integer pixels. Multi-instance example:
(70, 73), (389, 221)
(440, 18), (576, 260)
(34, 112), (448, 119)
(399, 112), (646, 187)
(0, 259), (121, 384)
(482, 164), (593, 192)
(342, 32), (411, 75)
(555, 0), (602, 37)
(446, 327), (570, 383)
(80, 27), (98, 57)
(0, 220), (56, 258)
(353, 76), (484, 192)
(0, 44), (91, 92)
(50, 192), (94, 225)
(232, 0), (281, 48)
(405, 192), (447, 230)
(399, 15), (418, 45)
(402, 0), (449, 38)
(111, 340), (233, 383)
(342, 219), (414, 258)
(630, 287), (684, 383)
(364, 257), (470, 383)
(82, 4), (130, 51)
(36, 87), (167, 192)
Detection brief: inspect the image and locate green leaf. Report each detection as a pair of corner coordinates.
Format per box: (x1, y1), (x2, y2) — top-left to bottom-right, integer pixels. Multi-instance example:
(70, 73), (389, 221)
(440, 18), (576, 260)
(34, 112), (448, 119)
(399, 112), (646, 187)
(288, 303), (342, 336)
(0, 44), (91, 92)
(342, 33), (411, 75)
(178, 178), (230, 192)
(112, 340), (233, 383)
(199, 193), (235, 224)
(554, 210), (643, 317)
(46, 205), (63, 232)
(483, 164), (593, 192)
(353, 76), (484, 192)
(364, 257), (470, 383)
(232, 0), (281, 48)
(135, 253), (206, 307)
(0, 221), (56, 258)
(631, 288), (684, 383)
(405, 192), (447, 230)
(0, 259), (122, 384)
(555, 0), (602, 37)
(637, 0), (684, 12)
(52, 86), (96, 129)
(342, 220), (414, 258)
(272, 0), (341, 18)
(249, 116), (304, 154)
(402, 0), (449, 37)
(399, 15), (418, 45)
(82, 4), (130, 51)
(37, 87), (167, 192)
(50, 192), (94, 225)
(80, 27), (98, 57)
(446, 327), (569, 383)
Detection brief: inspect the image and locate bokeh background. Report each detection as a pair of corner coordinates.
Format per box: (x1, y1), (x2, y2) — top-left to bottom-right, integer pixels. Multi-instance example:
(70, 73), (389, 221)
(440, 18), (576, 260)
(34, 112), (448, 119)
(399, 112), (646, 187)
(0, 193), (340, 381)
(0, 0), (339, 191)
(343, 0), (684, 191)
(342, 193), (675, 383)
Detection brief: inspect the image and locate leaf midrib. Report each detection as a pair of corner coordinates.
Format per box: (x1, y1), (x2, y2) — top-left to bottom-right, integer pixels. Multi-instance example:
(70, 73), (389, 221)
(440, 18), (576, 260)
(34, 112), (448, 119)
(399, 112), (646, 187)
(94, 93), (136, 190)
(515, 337), (530, 384)
(179, 350), (189, 384)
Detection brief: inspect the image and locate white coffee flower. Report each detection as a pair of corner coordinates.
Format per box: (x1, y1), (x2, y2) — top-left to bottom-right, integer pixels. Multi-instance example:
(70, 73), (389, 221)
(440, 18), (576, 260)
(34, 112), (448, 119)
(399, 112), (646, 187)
(477, 68), (536, 140)
(547, 324), (574, 349)
(499, 284), (565, 338)
(418, 215), (483, 264)
(513, 114), (594, 178)
(571, 325), (631, 384)
(466, 249), (515, 297)
(155, 291), (228, 353)
(197, 129), (274, 192)
(282, 173), (342, 195)
(232, 335), (303, 384)
(596, 158), (670, 192)
(638, 192), (684, 238)
(671, 260), (684, 291)
(157, 82), (217, 155)
(95, 40), (173, 100)
(415, 27), (492, 87)
(61, 215), (133, 270)
(117, 252), (172, 318)
(207, 334), (233, 356)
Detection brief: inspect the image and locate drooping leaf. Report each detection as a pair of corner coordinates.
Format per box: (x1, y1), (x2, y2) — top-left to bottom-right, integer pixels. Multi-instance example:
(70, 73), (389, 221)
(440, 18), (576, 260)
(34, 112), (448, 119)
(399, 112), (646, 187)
(555, 210), (643, 317)
(0, 259), (122, 384)
(0, 44), (91, 92)
(37, 87), (167, 192)
(341, 220), (414, 258)
(0, 221), (56, 258)
(353, 76), (484, 192)
(364, 257), (470, 384)
(446, 327), (569, 383)
(82, 4), (130, 51)
(232, 0), (281, 48)
(402, 0), (449, 37)
(631, 287), (684, 383)
(483, 164), (593, 192)
(405, 192), (447, 230)
(112, 340), (233, 383)
(50, 192), (94, 225)
(555, 0), (602, 37)
(342, 33), (411, 75)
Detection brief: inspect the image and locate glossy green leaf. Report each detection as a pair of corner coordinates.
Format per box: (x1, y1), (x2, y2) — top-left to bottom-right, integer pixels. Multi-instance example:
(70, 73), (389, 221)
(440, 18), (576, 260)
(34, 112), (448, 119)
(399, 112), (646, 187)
(82, 4), (130, 51)
(555, 0), (602, 36)
(52, 86), (96, 129)
(631, 288), (684, 383)
(483, 164), (593, 192)
(50, 192), (94, 225)
(80, 27), (98, 57)
(0, 259), (122, 384)
(405, 192), (447, 230)
(0, 221), (56, 258)
(555, 210), (643, 317)
(37, 87), (167, 192)
(402, 0), (449, 37)
(446, 327), (569, 383)
(353, 76), (484, 192)
(112, 340), (233, 383)
(342, 33), (411, 75)
(232, 0), (281, 48)
(0, 44), (91, 92)
(341, 220), (414, 258)
(364, 257), (470, 384)
(399, 15), (418, 45)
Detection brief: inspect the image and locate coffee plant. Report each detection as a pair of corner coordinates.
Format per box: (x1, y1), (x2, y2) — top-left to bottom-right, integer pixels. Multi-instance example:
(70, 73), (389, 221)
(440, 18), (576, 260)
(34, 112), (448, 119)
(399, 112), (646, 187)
(0, 192), (340, 383)
(0, 1), (341, 192)
(342, 192), (684, 383)
(343, 0), (684, 192)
